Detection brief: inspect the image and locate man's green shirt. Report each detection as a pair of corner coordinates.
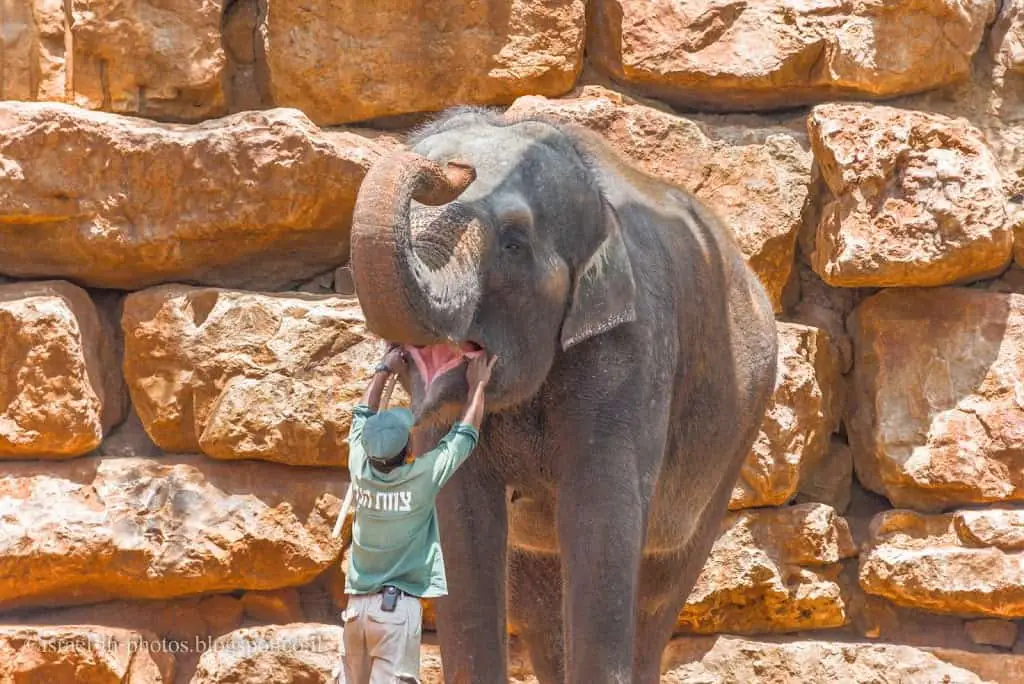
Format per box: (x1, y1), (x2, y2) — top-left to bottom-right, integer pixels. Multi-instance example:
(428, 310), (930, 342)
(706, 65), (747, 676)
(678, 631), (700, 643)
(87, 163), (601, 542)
(344, 404), (479, 599)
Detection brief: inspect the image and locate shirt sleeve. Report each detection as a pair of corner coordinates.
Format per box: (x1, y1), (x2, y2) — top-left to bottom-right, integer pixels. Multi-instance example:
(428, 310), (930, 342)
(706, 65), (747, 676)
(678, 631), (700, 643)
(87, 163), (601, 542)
(428, 423), (480, 488)
(348, 404), (375, 473)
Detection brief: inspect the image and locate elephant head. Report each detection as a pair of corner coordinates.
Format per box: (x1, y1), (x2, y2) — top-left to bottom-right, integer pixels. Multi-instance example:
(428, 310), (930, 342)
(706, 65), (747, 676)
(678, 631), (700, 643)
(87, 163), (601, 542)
(350, 110), (637, 422)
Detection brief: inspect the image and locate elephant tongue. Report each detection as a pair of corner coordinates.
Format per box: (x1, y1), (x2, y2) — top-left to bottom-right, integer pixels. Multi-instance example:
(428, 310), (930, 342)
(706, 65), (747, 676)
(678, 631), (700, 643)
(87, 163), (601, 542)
(406, 342), (482, 388)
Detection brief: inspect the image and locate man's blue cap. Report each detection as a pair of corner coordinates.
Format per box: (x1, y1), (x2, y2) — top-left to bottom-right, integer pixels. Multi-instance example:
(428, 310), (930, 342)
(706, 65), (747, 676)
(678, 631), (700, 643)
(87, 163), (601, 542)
(361, 407), (415, 464)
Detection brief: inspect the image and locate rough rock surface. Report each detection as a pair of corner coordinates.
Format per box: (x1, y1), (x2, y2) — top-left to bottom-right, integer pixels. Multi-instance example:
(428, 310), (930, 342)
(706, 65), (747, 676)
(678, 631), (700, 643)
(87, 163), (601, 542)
(730, 322), (842, 510)
(847, 288), (1024, 510)
(660, 636), (990, 684)
(965, 619), (1019, 649)
(807, 104), (1013, 287)
(0, 454), (346, 610)
(796, 438), (854, 514)
(68, 0), (226, 120)
(1, 0), (67, 102)
(677, 503), (856, 634)
(588, 0), (997, 112)
(506, 86), (811, 310)
(190, 624), (342, 683)
(260, 0), (585, 125)
(990, 0), (1024, 79)
(0, 280), (126, 458)
(123, 286), (406, 467)
(860, 509), (1024, 619)
(0, 103), (387, 290)
(0, 625), (175, 682)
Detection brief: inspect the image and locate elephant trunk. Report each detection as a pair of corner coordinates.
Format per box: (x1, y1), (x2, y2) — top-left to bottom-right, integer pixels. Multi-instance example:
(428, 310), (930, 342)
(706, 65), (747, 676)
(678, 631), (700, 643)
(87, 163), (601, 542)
(350, 151), (483, 345)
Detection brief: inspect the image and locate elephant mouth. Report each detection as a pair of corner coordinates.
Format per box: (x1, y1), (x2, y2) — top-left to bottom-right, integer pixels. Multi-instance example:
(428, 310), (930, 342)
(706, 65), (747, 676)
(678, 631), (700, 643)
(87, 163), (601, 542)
(405, 341), (484, 391)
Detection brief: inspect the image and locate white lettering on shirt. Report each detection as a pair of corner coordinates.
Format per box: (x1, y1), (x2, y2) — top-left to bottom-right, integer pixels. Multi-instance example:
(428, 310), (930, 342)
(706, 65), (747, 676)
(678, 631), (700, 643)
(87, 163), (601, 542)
(353, 484), (414, 512)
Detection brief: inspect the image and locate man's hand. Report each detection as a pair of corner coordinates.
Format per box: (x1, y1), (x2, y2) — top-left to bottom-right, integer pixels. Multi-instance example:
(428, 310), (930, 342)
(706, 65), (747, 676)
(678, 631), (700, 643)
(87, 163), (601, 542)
(466, 354), (497, 388)
(384, 345), (408, 374)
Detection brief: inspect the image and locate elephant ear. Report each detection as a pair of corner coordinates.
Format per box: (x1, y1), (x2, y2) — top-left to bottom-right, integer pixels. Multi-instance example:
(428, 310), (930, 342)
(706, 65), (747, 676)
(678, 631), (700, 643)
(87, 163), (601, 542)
(560, 205), (637, 350)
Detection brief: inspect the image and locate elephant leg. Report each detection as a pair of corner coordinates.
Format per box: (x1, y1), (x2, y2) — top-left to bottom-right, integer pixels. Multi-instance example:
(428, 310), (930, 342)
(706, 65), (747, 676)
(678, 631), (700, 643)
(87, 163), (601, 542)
(557, 451), (646, 684)
(434, 455), (508, 683)
(509, 546), (564, 684)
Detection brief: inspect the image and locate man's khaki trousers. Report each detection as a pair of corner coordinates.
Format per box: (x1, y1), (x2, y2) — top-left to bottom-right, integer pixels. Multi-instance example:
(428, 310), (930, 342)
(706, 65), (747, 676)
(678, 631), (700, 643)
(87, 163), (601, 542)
(342, 591), (422, 684)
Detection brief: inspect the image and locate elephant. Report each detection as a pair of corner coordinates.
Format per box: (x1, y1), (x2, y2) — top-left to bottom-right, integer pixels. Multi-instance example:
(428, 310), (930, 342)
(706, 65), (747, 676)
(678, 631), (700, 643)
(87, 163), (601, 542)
(348, 107), (778, 684)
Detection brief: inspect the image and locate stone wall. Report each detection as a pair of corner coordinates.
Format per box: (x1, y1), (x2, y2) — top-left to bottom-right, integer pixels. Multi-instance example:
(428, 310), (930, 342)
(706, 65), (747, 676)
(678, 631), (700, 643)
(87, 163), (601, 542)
(1, 1), (1022, 682)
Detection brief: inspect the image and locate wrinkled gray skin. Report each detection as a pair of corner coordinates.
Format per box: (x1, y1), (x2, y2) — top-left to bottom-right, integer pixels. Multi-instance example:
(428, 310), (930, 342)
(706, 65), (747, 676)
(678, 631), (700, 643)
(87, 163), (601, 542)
(349, 108), (777, 684)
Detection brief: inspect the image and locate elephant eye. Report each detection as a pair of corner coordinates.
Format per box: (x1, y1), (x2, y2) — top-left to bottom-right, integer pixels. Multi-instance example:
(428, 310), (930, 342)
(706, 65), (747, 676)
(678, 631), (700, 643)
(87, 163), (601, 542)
(500, 230), (528, 255)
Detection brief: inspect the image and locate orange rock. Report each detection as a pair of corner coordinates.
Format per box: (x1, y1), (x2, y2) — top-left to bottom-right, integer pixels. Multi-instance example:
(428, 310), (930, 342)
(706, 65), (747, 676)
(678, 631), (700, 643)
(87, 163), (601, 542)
(122, 286), (407, 466)
(0, 0), (67, 102)
(660, 636), (990, 683)
(990, 0), (1024, 79)
(190, 624), (342, 683)
(807, 103), (1013, 287)
(0, 281), (126, 459)
(0, 453), (346, 610)
(678, 503), (856, 634)
(260, 0), (585, 125)
(860, 509), (1024, 619)
(796, 438), (854, 515)
(588, 0), (996, 112)
(730, 322), (843, 510)
(0, 625), (175, 682)
(506, 86), (811, 311)
(242, 589), (305, 624)
(0, 103), (389, 290)
(847, 288), (1024, 510)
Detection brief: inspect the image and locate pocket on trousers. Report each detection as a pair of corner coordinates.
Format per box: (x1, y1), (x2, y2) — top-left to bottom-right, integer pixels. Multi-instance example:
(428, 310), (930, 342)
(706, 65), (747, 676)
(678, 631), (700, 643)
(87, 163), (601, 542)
(368, 606), (407, 625)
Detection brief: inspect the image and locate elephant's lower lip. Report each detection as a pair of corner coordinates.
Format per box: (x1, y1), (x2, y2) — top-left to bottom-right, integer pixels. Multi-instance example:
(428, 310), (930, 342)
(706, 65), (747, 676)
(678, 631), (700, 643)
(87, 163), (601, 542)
(405, 341), (483, 390)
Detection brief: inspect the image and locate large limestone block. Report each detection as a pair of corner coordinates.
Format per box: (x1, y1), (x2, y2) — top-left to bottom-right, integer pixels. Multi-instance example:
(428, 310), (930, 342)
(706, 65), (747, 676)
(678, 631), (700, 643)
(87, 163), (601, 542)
(69, 0), (226, 120)
(123, 286), (404, 467)
(0, 0), (67, 101)
(860, 509), (1024, 619)
(506, 87), (811, 311)
(991, 0), (1024, 78)
(0, 626), (175, 683)
(807, 104), (1013, 287)
(847, 288), (1024, 510)
(730, 322), (842, 510)
(260, 0), (585, 125)
(0, 280), (125, 458)
(190, 624), (341, 683)
(588, 0), (997, 112)
(0, 103), (387, 290)
(661, 636), (990, 684)
(677, 503), (856, 634)
(0, 454), (345, 610)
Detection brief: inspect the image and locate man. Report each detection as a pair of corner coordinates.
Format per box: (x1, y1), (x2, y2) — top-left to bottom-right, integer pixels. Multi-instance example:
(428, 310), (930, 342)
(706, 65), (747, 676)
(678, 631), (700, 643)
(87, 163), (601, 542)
(341, 345), (496, 684)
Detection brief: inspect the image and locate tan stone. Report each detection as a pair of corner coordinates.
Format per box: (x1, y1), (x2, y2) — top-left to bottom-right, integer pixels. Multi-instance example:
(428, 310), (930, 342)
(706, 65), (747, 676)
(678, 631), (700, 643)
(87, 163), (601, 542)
(0, 103), (388, 290)
(966, 619), (1019, 649)
(955, 509), (1024, 551)
(241, 588), (304, 624)
(122, 286), (407, 467)
(0, 454), (346, 610)
(796, 438), (854, 514)
(506, 86), (811, 311)
(730, 323), (842, 510)
(807, 103), (1013, 287)
(860, 509), (1024, 619)
(0, 0), (67, 101)
(787, 264), (869, 374)
(677, 503), (855, 634)
(190, 624), (342, 683)
(260, 0), (585, 125)
(847, 288), (1024, 510)
(0, 280), (126, 458)
(660, 636), (991, 684)
(0, 626), (175, 682)
(69, 0), (226, 120)
(588, 0), (996, 112)
(990, 0), (1024, 78)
